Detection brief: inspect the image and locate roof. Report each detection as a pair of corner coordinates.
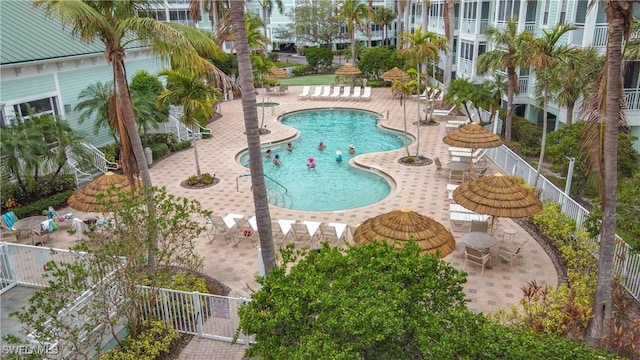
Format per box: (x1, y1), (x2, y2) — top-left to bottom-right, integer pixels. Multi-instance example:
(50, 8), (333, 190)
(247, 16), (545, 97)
(0, 1), (142, 65)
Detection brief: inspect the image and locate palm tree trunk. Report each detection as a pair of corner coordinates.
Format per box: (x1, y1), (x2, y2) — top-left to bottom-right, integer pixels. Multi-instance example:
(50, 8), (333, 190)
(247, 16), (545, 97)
(586, 3), (624, 344)
(192, 125), (202, 177)
(415, 69), (421, 157)
(443, 0), (454, 94)
(351, 28), (357, 65)
(403, 99), (410, 156)
(534, 86), (549, 186)
(505, 67), (517, 141)
(230, 0), (276, 275)
(566, 102), (575, 125)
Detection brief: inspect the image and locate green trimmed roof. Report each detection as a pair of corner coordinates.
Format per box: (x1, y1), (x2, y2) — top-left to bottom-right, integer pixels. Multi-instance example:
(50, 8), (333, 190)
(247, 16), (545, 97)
(1, 1), (107, 65)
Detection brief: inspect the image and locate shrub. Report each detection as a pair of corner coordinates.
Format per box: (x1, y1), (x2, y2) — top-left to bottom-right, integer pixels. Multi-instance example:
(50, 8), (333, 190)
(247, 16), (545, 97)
(12, 190), (74, 218)
(267, 52), (279, 62)
(185, 173), (214, 186)
(531, 201), (576, 247)
(507, 113), (542, 157)
(170, 140), (192, 152)
(99, 143), (120, 163)
(150, 143), (169, 160)
(292, 64), (312, 76)
(143, 133), (178, 147)
(101, 320), (179, 360)
(2, 174), (75, 209)
(304, 46), (333, 72)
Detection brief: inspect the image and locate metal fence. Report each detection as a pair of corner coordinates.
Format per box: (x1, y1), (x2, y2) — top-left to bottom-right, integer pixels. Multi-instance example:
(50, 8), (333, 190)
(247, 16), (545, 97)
(486, 143), (640, 301)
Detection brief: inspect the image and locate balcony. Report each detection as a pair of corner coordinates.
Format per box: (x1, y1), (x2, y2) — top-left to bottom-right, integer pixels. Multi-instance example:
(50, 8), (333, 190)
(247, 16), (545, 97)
(524, 21), (535, 32)
(518, 77), (530, 94)
(626, 88), (640, 110)
(460, 19), (476, 34)
(593, 25), (608, 47)
(458, 58), (474, 76)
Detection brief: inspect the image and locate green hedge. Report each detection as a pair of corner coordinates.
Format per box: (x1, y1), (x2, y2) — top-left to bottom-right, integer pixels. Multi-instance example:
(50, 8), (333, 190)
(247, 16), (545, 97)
(292, 64), (312, 76)
(150, 143), (169, 160)
(101, 320), (180, 360)
(170, 140), (192, 152)
(12, 190), (74, 218)
(143, 133), (178, 147)
(99, 143), (120, 163)
(2, 174), (76, 209)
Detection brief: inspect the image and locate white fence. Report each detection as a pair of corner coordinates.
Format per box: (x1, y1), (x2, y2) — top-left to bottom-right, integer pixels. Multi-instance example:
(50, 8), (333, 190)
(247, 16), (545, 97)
(486, 143), (640, 301)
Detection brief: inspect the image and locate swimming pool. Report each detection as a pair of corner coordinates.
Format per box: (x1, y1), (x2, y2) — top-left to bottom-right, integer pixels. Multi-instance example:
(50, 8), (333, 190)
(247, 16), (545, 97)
(238, 108), (410, 211)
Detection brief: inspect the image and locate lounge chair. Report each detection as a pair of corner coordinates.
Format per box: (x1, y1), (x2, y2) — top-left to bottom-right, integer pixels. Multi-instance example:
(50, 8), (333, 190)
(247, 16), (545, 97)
(318, 223), (341, 246)
(206, 215), (233, 244)
(298, 86), (310, 100)
(232, 217), (257, 247)
(434, 157), (444, 176)
(464, 246), (492, 276)
(329, 86), (342, 99)
(360, 86), (372, 101)
(287, 222), (315, 246)
(340, 86), (351, 100)
(271, 220), (286, 246)
(319, 85), (332, 99)
(309, 86), (323, 99)
(351, 86), (361, 100)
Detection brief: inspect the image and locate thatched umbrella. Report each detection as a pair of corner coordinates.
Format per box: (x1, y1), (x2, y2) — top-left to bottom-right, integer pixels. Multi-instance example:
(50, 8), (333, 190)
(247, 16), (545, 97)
(381, 67), (410, 81)
(269, 66), (288, 79)
(68, 172), (142, 212)
(452, 174), (543, 227)
(443, 122), (503, 170)
(353, 208), (456, 258)
(334, 63), (362, 76)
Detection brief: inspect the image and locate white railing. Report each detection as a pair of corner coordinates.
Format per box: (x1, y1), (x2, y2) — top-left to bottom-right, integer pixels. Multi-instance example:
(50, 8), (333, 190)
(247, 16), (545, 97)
(518, 77), (529, 94)
(479, 19), (489, 33)
(625, 88), (640, 111)
(82, 142), (119, 173)
(524, 21), (535, 31)
(66, 160), (93, 188)
(460, 19), (476, 34)
(593, 25), (608, 47)
(458, 58), (473, 76)
(478, 110), (640, 301)
(138, 286), (253, 344)
(162, 110), (212, 142)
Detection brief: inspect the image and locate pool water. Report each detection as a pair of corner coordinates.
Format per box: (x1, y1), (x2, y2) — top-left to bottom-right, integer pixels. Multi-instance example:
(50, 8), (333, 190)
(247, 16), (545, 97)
(239, 108), (409, 211)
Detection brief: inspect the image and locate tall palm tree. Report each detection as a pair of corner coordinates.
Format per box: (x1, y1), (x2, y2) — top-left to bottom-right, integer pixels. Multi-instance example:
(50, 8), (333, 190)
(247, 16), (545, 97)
(583, 0), (638, 346)
(442, 0), (455, 93)
(35, 0), (228, 188)
(373, 6), (396, 46)
(399, 25), (448, 157)
(395, 0), (410, 47)
(551, 47), (603, 125)
(258, 0), (284, 51)
(230, 0), (276, 275)
(341, 0), (371, 65)
(476, 18), (533, 142)
(188, 0), (227, 32)
(75, 81), (118, 144)
(528, 23), (579, 186)
(157, 69), (222, 178)
(421, 0), (431, 29)
(37, 115), (92, 181)
(391, 78), (417, 156)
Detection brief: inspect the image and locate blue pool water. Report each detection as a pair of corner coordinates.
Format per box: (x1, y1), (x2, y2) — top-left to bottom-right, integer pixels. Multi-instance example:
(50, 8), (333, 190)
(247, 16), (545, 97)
(238, 108), (409, 211)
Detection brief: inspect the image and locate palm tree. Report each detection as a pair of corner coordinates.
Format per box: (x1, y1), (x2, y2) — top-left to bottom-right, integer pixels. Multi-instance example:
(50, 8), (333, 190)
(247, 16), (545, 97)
(373, 6), (396, 46)
(35, 0), (229, 188)
(528, 23), (579, 186)
(444, 77), (477, 121)
(552, 47), (603, 125)
(188, 0), (227, 32)
(399, 25), (448, 157)
(476, 18), (533, 142)
(157, 69), (222, 178)
(230, 0), (276, 275)
(75, 81), (118, 144)
(442, 0), (455, 93)
(395, 0), (410, 47)
(583, 0), (637, 346)
(391, 78), (417, 156)
(258, 0), (284, 51)
(37, 115), (92, 181)
(251, 55), (276, 130)
(341, 0), (371, 65)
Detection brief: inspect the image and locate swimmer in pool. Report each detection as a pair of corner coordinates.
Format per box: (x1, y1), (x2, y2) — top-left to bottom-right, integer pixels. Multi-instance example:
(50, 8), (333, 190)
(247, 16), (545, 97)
(307, 157), (316, 170)
(286, 142), (294, 152)
(318, 141), (326, 151)
(273, 154), (281, 165)
(265, 149), (272, 158)
(348, 144), (355, 154)
(335, 150), (343, 162)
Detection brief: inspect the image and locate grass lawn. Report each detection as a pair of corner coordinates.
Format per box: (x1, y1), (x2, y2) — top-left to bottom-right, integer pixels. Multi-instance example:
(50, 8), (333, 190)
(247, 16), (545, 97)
(279, 74), (338, 86)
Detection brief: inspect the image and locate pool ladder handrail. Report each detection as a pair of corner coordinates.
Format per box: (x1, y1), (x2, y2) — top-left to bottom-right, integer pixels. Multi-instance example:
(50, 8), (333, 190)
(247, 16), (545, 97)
(236, 173), (289, 195)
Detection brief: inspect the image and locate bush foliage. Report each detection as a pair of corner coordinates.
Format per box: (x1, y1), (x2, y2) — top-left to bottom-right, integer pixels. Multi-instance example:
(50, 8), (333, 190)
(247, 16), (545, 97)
(101, 320), (180, 360)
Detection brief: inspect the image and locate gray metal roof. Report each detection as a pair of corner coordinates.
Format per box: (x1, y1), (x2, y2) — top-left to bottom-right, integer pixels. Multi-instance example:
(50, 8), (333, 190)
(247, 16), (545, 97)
(1, 1), (121, 65)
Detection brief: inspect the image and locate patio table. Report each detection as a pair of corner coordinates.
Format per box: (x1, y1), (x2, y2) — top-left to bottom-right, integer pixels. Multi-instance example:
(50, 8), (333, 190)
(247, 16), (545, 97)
(462, 231), (497, 251)
(13, 216), (48, 245)
(447, 162), (470, 172)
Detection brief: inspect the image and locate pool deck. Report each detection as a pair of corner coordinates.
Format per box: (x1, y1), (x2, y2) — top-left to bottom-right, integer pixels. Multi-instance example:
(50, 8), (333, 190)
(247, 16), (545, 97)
(43, 86), (558, 359)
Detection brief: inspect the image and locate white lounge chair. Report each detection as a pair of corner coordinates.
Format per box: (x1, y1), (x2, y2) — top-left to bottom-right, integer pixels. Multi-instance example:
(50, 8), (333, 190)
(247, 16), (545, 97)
(360, 86), (372, 101)
(310, 86), (323, 99)
(329, 86), (342, 99)
(340, 86), (351, 100)
(297, 85), (310, 100)
(351, 86), (362, 100)
(232, 217), (257, 247)
(319, 85), (332, 99)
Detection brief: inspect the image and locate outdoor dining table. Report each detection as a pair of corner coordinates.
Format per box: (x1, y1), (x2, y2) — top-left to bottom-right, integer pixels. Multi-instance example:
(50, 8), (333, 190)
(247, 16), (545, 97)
(447, 162), (470, 172)
(462, 231), (497, 252)
(12, 215), (48, 245)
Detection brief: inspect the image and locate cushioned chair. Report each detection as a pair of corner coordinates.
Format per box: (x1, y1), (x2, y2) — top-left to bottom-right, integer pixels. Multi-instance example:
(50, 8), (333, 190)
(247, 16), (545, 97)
(464, 246), (491, 276)
(470, 220), (489, 234)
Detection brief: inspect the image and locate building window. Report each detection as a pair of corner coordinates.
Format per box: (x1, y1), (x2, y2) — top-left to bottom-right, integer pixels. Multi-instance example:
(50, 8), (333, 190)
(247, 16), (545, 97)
(559, 0), (568, 24)
(464, 1), (477, 19)
(460, 41), (474, 61)
(542, 0), (550, 26)
(2, 96), (61, 127)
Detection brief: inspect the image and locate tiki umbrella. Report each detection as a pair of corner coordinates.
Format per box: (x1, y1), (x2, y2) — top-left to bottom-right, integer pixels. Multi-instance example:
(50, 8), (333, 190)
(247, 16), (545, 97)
(334, 63), (362, 76)
(443, 122), (503, 171)
(452, 173), (543, 228)
(381, 67), (410, 81)
(268, 66), (288, 83)
(353, 208), (456, 258)
(68, 171), (142, 212)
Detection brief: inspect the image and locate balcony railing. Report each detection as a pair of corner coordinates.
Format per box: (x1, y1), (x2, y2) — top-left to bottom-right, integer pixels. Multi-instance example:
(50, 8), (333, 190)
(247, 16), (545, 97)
(625, 89), (640, 110)
(524, 21), (535, 31)
(479, 19), (489, 33)
(518, 77), (529, 94)
(458, 58), (473, 76)
(593, 25), (608, 47)
(460, 19), (476, 34)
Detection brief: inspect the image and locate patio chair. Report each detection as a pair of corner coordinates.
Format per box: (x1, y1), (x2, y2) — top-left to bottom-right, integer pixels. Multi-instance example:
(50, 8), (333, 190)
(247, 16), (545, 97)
(448, 169), (465, 184)
(318, 223), (341, 246)
(464, 246), (491, 276)
(340, 86), (351, 100)
(30, 228), (49, 246)
(351, 86), (362, 100)
(434, 157), (444, 176)
(360, 86), (372, 101)
(498, 240), (528, 269)
(271, 220), (286, 246)
(0, 223), (18, 243)
(469, 220), (488, 233)
(298, 85), (311, 100)
(309, 86), (323, 99)
(329, 86), (342, 99)
(232, 217), (257, 247)
(206, 215), (233, 244)
(319, 85), (332, 99)
(287, 222), (315, 246)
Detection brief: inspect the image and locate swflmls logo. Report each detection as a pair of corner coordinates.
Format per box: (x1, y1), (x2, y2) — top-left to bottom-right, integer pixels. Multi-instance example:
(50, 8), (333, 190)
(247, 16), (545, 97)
(2, 344), (59, 355)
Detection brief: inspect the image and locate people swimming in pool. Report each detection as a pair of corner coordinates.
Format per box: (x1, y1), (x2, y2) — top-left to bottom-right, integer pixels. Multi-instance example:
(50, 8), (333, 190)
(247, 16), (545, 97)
(318, 141), (326, 151)
(265, 149), (272, 158)
(286, 142), (294, 152)
(273, 154), (281, 165)
(335, 150), (343, 162)
(307, 157), (316, 170)
(348, 144), (355, 154)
